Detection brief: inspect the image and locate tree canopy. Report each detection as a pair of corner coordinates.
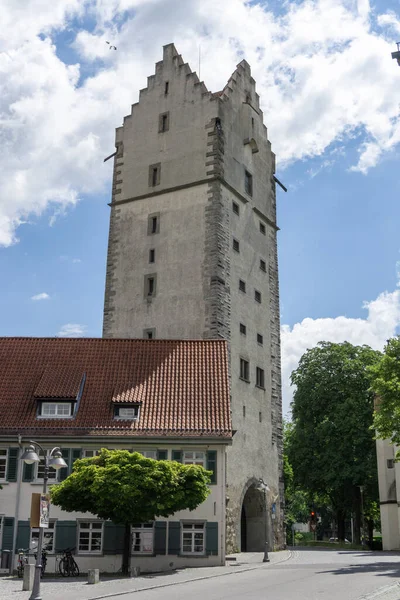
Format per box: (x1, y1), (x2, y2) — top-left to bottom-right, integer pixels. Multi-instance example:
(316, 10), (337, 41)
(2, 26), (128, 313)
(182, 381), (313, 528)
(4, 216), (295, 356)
(371, 336), (400, 448)
(51, 449), (211, 573)
(287, 341), (381, 541)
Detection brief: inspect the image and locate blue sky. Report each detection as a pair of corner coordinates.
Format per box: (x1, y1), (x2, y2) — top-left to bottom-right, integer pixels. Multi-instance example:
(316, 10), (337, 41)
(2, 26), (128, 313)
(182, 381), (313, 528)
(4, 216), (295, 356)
(1, 0), (400, 412)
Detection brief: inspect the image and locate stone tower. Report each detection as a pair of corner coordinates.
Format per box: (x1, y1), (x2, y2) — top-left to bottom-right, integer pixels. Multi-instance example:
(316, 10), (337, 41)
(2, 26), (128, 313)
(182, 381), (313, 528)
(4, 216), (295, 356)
(103, 44), (284, 551)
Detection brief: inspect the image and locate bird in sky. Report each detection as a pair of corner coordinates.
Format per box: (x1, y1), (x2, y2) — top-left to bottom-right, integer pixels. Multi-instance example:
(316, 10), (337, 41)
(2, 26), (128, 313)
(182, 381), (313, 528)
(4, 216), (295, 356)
(106, 41), (117, 50)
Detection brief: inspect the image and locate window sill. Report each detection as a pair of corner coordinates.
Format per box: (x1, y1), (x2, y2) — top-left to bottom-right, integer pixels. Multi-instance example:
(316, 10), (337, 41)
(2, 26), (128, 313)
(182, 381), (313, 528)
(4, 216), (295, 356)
(239, 377), (250, 384)
(179, 553), (207, 558)
(36, 416), (74, 420)
(255, 385), (266, 390)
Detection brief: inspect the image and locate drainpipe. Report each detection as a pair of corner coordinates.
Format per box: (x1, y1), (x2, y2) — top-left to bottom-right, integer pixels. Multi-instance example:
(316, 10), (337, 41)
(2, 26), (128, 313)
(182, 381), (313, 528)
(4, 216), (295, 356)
(221, 447), (226, 564)
(10, 436), (23, 574)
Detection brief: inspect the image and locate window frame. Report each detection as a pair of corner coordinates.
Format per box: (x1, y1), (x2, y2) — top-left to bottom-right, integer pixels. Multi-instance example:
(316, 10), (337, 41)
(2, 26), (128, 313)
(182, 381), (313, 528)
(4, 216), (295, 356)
(181, 522), (205, 556)
(232, 201), (240, 216)
(255, 290), (262, 304)
(158, 112), (170, 133)
(35, 452), (58, 483)
(40, 402), (72, 418)
(131, 523), (154, 555)
(143, 328), (156, 340)
(144, 274), (157, 298)
(182, 451), (206, 468)
(244, 170), (253, 196)
(259, 221), (266, 235)
(140, 450), (157, 459)
(387, 459), (395, 469)
(233, 238), (240, 253)
(149, 248), (155, 263)
(164, 81), (169, 95)
(239, 279), (246, 293)
(114, 405), (140, 421)
(0, 448), (8, 482)
(82, 450), (99, 458)
(148, 164), (161, 188)
(31, 520), (56, 554)
(256, 367), (265, 389)
(260, 259), (266, 272)
(240, 358), (250, 382)
(78, 521), (104, 555)
(257, 333), (263, 346)
(240, 323), (246, 336)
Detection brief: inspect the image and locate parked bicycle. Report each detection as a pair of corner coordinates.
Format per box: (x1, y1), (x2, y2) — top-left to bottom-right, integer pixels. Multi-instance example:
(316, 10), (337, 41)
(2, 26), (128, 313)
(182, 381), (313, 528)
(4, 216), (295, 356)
(16, 548), (29, 578)
(58, 547), (79, 577)
(33, 546), (49, 578)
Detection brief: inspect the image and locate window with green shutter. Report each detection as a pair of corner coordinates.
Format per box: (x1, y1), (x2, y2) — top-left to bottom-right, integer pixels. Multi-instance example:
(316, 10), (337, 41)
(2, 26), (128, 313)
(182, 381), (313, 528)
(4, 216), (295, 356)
(6, 448), (19, 482)
(171, 450), (182, 463)
(168, 521), (181, 555)
(205, 522), (219, 555)
(103, 522), (125, 555)
(154, 521), (166, 555)
(206, 451), (217, 484)
(71, 449), (82, 471)
(157, 450), (167, 460)
(16, 521), (30, 552)
(2, 517), (14, 551)
(22, 461), (34, 482)
(55, 521), (77, 553)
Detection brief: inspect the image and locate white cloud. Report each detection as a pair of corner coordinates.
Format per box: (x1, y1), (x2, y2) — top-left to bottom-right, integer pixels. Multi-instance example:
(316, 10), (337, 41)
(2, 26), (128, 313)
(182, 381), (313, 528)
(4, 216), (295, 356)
(72, 258), (82, 263)
(377, 12), (400, 34)
(58, 323), (87, 337)
(281, 284), (400, 417)
(31, 292), (50, 301)
(2, 0), (400, 245)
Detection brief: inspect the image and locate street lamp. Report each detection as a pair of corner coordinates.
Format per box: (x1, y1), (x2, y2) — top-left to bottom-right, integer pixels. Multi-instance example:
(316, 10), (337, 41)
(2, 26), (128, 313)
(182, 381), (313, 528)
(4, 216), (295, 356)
(257, 478), (270, 563)
(20, 441), (67, 600)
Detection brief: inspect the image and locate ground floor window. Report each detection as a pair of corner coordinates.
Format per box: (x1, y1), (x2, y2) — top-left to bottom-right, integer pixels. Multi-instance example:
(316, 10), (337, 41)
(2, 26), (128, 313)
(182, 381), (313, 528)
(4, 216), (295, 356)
(83, 450), (100, 458)
(0, 516), (3, 548)
(0, 449), (8, 481)
(31, 521), (56, 552)
(182, 523), (205, 555)
(131, 523), (154, 554)
(78, 521), (103, 553)
(140, 450), (157, 459)
(183, 451), (205, 467)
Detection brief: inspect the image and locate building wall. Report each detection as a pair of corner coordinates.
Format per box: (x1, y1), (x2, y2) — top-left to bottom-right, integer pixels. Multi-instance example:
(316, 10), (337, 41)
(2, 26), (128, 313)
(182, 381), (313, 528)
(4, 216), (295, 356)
(0, 442), (226, 573)
(376, 438), (400, 550)
(103, 43), (284, 551)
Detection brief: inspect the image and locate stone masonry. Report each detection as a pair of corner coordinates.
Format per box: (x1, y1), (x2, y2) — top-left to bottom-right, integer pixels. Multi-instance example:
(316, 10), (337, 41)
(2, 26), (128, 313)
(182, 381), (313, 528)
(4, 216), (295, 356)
(102, 43), (285, 551)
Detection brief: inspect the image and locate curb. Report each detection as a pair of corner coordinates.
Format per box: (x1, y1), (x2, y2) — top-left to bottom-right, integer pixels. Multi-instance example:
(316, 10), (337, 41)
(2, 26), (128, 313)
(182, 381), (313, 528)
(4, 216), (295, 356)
(87, 551), (293, 600)
(358, 583), (400, 600)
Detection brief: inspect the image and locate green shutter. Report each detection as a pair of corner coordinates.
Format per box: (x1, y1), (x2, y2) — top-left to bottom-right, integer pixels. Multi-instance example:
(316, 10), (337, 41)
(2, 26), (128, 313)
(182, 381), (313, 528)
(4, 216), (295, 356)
(59, 448), (70, 481)
(205, 522), (219, 556)
(71, 449), (82, 472)
(157, 450), (167, 460)
(1, 517), (14, 551)
(103, 522), (125, 555)
(154, 521), (167, 555)
(55, 521), (76, 552)
(168, 522), (181, 555)
(206, 451), (217, 484)
(16, 521), (30, 552)
(171, 450), (182, 463)
(7, 448), (19, 482)
(22, 462), (34, 482)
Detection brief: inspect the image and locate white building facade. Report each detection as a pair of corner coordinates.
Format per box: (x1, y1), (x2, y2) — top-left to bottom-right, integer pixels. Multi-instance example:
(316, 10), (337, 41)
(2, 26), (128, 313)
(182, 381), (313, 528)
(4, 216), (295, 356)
(376, 438), (400, 550)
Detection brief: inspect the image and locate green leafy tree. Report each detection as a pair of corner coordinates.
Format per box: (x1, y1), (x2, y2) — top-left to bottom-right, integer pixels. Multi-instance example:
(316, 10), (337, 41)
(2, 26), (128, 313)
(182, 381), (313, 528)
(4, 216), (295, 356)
(287, 341), (381, 542)
(371, 336), (400, 447)
(283, 422), (310, 540)
(51, 449), (211, 574)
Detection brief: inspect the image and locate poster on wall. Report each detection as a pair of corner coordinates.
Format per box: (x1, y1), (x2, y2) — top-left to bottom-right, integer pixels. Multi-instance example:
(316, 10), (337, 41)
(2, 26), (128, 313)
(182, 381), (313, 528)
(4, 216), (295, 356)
(39, 494), (50, 528)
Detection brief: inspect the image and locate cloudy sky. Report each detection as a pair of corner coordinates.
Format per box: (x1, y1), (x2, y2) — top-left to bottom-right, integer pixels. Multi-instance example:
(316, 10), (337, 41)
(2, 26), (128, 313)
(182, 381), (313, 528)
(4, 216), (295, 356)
(1, 0), (400, 414)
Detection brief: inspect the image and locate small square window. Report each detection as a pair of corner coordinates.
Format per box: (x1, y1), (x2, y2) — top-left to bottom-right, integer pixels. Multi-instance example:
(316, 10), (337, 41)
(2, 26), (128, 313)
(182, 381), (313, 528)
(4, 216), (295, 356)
(164, 81), (169, 95)
(255, 290), (262, 304)
(245, 170), (253, 196)
(239, 280), (246, 293)
(40, 402), (72, 418)
(232, 201), (240, 215)
(149, 163), (161, 187)
(143, 328), (156, 339)
(159, 112), (170, 133)
(148, 213), (160, 235)
(387, 459), (395, 469)
(260, 259), (266, 272)
(259, 222), (266, 235)
(115, 405), (140, 420)
(256, 367), (265, 389)
(257, 333), (263, 345)
(149, 248), (155, 263)
(240, 323), (247, 335)
(233, 238), (240, 253)
(240, 358), (250, 382)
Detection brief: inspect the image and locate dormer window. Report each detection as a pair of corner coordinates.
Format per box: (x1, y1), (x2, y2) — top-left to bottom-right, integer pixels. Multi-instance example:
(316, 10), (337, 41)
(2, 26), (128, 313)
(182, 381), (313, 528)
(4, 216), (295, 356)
(114, 404), (140, 420)
(39, 402), (73, 418)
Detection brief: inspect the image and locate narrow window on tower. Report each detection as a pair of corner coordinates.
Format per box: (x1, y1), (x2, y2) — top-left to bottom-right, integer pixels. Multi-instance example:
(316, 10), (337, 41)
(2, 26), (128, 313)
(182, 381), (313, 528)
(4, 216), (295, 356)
(256, 367), (265, 389)
(143, 328), (156, 339)
(240, 323), (246, 335)
(239, 279), (246, 293)
(240, 358), (250, 382)
(260, 258), (266, 272)
(255, 290), (262, 304)
(144, 274), (157, 298)
(259, 222), (266, 235)
(232, 201), (240, 216)
(148, 213), (160, 235)
(149, 249), (155, 263)
(164, 81), (169, 95)
(257, 333), (263, 346)
(233, 238), (240, 253)
(159, 112), (170, 133)
(148, 163), (161, 187)
(244, 170), (253, 196)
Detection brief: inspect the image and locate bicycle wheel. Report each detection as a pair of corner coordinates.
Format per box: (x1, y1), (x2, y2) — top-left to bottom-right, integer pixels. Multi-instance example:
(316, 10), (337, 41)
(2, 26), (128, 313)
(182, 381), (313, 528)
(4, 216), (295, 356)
(70, 559), (79, 577)
(17, 564), (23, 578)
(58, 557), (69, 577)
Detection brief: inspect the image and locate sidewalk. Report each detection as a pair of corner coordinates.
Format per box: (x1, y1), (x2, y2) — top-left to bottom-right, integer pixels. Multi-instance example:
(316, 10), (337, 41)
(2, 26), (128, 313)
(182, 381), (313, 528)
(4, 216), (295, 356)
(0, 551), (291, 600)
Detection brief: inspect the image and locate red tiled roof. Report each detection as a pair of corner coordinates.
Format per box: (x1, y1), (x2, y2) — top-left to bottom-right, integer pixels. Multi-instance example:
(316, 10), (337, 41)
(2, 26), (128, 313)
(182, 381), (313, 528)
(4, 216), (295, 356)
(0, 338), (231, 439)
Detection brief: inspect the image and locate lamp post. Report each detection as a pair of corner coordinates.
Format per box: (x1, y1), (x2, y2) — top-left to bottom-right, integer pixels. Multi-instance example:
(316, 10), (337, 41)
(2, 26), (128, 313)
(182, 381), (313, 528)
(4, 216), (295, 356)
(20, 441), (67, 600)
(257, 478), (270, 562)
(359, 485), (365, 547)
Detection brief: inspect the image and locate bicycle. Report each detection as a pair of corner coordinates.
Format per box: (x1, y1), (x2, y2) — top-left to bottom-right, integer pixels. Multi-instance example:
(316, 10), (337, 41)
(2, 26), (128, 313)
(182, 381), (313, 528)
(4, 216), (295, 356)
(58, 547), (79, 577)
(33, 546), (49, 578)
(16, 548), (30, 578)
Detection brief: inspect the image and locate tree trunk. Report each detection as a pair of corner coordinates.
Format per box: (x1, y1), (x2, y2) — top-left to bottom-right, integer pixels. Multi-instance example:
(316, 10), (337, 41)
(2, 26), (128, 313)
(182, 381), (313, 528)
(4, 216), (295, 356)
(337, 510), (346, 541)
(367, 519), (374, 548)
(122, 522), (131, 576)
(353, 486), (361, 545)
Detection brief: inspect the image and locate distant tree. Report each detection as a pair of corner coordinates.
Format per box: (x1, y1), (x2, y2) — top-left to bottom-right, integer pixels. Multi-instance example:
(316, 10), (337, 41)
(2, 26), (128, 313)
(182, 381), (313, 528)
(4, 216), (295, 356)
(51, 449), (211, 574)
(371, 336), (400, 448)
(283, 422), (310, 540)
(287, 341), (381, 542)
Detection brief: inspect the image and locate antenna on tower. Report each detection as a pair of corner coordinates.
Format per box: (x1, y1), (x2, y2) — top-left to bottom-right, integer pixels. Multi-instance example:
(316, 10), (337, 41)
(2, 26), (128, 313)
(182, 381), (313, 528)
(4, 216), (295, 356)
(199, 45), (201, 80)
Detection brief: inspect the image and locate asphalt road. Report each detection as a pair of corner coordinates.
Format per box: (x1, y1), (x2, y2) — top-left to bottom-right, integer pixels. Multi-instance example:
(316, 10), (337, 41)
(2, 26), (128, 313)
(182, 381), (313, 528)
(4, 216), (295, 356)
(112, 549), (400, 600)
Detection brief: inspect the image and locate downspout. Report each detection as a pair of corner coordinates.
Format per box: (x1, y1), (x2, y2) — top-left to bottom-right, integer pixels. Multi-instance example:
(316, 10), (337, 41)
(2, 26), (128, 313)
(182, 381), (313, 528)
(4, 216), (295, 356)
(10, 436), (23, 574)
(221, 447), (226, 564)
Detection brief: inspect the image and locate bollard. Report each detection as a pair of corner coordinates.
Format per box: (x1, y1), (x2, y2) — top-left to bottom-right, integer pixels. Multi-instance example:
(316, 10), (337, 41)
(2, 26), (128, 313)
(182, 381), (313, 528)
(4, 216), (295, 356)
(88, 569), (100, 584)
(23, 564), (35, 591)
(130, 566), (141, 578)
(263, 541), (270, 563)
